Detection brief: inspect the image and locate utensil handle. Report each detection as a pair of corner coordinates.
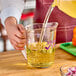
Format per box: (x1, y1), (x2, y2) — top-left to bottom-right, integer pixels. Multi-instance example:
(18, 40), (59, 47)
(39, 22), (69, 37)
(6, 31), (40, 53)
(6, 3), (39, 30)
(21, 50), (27, 60)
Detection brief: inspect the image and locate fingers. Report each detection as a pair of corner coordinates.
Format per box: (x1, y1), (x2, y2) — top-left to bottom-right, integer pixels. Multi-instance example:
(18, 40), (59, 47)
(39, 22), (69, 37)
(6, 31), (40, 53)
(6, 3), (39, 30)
(14, 36), (26, 44)
(14, 46), (24, 50)
(15, 31), (25, 39)
(15, 24), (26, 39)
(10, 40), (25, 50)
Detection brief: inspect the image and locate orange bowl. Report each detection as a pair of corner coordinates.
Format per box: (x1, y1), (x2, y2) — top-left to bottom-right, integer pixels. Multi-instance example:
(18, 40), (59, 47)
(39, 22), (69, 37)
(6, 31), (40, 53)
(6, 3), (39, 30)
(73, 26), (76, 34)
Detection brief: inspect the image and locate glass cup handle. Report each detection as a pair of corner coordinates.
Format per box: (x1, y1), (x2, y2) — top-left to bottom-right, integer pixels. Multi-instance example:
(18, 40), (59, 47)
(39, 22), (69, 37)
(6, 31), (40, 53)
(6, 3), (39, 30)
(22, 50), (27, 60)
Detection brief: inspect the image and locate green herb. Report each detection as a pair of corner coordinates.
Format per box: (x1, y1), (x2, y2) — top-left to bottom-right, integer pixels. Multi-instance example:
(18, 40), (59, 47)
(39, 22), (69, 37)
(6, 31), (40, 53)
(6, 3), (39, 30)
(26, 48), (31, 54)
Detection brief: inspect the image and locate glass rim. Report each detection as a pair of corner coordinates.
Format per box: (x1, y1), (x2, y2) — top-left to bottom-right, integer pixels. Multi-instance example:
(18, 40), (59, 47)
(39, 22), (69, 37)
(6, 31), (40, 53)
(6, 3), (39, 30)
(25, 22), (58, 29)
(28, 22), (58, 25)
(60, 64), (70, 75)
(60, 63), (76, 75)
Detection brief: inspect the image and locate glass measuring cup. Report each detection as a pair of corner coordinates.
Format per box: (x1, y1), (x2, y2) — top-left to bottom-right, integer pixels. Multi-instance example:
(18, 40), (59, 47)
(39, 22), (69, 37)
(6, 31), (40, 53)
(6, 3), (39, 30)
(25, 22), (58, 68)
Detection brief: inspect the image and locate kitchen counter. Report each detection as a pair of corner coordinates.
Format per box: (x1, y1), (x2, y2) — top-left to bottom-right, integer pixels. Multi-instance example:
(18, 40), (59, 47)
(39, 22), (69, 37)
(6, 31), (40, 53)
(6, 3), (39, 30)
(0, 44), (76, 76)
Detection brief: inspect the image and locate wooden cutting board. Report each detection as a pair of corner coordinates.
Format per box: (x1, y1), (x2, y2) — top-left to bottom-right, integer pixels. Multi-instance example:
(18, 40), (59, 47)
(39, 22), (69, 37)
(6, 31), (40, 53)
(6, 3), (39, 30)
(0, 44), (76, 76)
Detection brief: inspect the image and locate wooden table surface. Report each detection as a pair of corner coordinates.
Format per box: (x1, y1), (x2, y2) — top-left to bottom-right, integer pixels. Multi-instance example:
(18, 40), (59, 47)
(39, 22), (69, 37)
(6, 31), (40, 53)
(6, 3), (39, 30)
(0, 44), (76, 76)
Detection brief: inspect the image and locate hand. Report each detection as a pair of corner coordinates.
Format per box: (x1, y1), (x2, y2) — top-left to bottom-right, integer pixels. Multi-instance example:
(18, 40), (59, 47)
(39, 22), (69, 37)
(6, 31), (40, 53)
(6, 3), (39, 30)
(5, 17), (26, 50)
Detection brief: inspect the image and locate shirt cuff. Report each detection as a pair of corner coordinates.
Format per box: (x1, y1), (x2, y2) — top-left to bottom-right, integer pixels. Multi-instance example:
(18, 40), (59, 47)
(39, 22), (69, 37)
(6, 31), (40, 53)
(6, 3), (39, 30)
(1, 7), (22, 26)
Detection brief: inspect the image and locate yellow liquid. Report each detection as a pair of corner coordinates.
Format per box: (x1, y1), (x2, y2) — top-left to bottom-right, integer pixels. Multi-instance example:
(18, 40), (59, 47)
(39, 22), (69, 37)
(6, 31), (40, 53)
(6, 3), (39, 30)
(26, 42), (55, 68)
(54, 0), (76, 18)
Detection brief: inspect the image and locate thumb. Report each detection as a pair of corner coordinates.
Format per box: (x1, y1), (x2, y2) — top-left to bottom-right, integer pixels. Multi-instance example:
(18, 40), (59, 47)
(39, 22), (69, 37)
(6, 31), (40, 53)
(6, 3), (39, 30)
(18, 24), (25, 34)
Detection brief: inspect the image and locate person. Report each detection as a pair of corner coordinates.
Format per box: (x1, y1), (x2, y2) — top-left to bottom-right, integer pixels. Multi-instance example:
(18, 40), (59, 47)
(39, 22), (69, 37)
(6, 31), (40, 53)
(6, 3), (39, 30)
(0, 0), (26, 50)
(0, 0), (76, 50)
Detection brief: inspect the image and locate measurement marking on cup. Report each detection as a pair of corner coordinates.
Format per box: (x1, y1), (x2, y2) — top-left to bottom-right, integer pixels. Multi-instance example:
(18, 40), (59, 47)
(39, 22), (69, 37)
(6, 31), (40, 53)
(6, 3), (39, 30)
(45, 41), (52, 50)
(45, 40), (56, 50)
(45, 45), (51, 50)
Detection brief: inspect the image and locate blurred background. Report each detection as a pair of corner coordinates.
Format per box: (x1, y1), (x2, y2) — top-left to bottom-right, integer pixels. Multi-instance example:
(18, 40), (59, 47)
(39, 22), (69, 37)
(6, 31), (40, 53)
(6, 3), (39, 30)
(0, 0), (36, 52)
